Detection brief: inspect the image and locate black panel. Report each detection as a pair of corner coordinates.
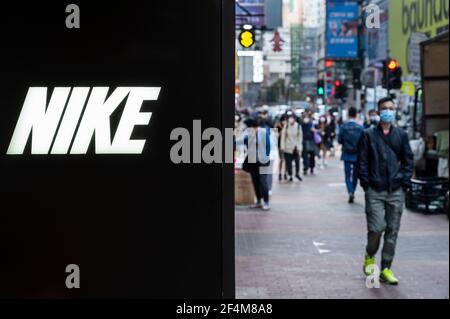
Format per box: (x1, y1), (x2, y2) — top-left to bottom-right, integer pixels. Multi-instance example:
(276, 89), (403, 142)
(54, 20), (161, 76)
(0, 1), (234, 298)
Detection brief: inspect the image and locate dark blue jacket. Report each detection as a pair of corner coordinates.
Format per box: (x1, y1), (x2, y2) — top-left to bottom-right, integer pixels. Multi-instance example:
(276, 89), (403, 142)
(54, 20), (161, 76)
(301, 122), (314, 141)
(338, 120), (364, 162)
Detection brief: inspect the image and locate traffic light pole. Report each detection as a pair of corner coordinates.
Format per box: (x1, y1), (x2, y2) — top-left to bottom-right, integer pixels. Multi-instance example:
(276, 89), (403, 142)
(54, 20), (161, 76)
(386, 50), (391, 96)
(374, 69), (378, 108)
(357, 0), (366, 110)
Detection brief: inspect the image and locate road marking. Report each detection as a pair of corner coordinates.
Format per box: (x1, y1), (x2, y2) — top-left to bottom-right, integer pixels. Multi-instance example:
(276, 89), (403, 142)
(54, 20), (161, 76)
(328, 183), (346, 188)
(313, 241), (331, 254)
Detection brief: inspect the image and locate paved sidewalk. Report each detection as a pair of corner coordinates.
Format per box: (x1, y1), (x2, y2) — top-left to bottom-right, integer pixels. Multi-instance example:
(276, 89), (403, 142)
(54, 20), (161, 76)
(235, 158), (449, 299)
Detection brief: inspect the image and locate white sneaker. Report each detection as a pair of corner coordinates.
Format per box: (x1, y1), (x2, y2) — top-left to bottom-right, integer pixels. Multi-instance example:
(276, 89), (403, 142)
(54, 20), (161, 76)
(262, 203), (271, 211)
(250, 203), (263, 209)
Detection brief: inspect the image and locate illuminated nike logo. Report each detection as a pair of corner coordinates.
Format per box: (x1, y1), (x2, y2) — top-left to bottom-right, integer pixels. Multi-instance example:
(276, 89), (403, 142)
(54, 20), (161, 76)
(7, 87), (161, 155)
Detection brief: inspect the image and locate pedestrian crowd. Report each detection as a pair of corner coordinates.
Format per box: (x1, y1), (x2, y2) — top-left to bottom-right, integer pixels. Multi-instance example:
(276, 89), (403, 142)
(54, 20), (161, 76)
(235, 97), (415, 285)
(235, 107), (338, 211)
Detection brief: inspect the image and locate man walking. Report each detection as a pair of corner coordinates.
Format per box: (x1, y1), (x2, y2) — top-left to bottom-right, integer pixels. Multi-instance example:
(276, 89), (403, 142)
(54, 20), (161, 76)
(358, 97), (414, 285)
(338, 107), (364, 204)
(281, 114), (303, 182)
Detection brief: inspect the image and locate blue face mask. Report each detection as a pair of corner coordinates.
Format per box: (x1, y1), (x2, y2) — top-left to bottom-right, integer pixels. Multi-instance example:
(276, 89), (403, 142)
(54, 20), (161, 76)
(380, 110), (395, 123)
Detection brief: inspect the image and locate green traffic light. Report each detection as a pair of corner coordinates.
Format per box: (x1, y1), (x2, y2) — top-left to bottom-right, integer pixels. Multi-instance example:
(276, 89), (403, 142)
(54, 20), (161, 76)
(318, 87), (324, 95)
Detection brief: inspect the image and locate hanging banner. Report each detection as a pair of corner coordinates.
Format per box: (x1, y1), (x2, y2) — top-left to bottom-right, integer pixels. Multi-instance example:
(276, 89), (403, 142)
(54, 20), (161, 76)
(326, 0), (359, 59)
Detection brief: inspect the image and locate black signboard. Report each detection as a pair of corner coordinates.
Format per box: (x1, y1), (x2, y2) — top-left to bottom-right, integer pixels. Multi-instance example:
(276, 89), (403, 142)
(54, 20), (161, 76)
(0, 1), (234, 298)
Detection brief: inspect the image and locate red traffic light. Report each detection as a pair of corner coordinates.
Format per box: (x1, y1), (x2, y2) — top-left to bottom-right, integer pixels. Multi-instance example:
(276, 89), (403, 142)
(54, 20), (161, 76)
(335, 80), (341, 87)
(382, 59), (403, 90)
(325, 60), (334, 68)
(387, 59), (399, 71)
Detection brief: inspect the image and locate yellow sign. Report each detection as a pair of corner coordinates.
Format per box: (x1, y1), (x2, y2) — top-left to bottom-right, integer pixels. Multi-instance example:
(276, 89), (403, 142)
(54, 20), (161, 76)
(389, 0), (449, 76)
(239, 30), (255, 48)
(401, 81), (416, 96)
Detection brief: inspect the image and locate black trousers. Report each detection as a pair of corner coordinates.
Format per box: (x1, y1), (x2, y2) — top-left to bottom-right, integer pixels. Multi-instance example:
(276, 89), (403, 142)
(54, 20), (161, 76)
(284, 152), (300, 176)
(248, 164), (270, 203)
(303, 150), (315, 171)
(302, 140), (316, 171)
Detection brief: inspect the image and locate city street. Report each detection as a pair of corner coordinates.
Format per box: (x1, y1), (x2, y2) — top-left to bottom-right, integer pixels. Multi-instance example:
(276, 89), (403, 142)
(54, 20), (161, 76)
(235, 157), (449, 299)
(0, 0), (448, 303)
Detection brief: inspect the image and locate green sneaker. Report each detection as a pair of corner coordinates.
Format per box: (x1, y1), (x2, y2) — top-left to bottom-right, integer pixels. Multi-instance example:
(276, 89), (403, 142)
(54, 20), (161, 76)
(380, 268), (399, 285)
(363, 255), (377, 276)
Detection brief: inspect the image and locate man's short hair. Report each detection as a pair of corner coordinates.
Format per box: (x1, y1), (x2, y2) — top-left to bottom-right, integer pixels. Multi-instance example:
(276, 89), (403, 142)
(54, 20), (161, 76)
(244, 117), (258, 128)
(348, 106), (357, 118)
(378, 97), (395, 109)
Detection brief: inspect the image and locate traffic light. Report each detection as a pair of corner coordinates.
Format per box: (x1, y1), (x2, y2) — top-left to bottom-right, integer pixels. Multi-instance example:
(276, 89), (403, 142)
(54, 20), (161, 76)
(334, 80), (348, 100)
(325, 60), (334, 68)
(387, 59), (399, 70)
(317, 80), (325, 97)
(382, 59), (403, 90)
(353, 68), (362, 90)
(239, 27), (255, 48)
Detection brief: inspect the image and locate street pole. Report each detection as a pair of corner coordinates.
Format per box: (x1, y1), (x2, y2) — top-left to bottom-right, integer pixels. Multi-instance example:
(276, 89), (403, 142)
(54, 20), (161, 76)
(361, 67), (379, 111)
(386, 49), (391, 96)
(357, 0), (366, 110)
(374, 68), (378, 108)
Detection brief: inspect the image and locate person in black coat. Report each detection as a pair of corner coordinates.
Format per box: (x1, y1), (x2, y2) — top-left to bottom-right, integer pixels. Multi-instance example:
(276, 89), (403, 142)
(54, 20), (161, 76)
(358, 97), (414, 285)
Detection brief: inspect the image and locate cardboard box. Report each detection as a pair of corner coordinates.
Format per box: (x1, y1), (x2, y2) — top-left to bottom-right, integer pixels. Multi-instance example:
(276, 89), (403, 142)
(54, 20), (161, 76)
(235, 169), (255, 205)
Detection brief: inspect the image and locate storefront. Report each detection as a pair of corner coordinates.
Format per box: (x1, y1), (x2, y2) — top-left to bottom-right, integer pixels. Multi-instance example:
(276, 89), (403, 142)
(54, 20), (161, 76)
(0, 1), (235, 298)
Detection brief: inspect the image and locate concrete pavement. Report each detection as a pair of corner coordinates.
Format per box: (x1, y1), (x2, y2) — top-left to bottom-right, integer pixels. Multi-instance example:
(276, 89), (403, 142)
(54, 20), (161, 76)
(235, 157), (449, 299)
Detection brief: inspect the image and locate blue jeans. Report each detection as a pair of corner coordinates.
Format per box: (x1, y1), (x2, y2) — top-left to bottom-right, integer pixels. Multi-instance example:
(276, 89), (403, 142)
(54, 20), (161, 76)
(344, 161), (358, 195)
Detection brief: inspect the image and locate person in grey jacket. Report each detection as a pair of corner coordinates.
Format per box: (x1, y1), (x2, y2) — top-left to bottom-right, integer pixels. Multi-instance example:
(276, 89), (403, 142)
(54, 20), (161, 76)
(280, 114), (303, 182)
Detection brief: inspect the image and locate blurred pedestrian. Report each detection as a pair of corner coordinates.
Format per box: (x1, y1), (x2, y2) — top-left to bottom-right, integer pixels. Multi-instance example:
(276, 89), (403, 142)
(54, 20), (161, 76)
(236, 117), (273, 211)
(267, 122), (278, 195)
(328, 112), (337, 157)
(338, 107), (364, 204)
(275, 115), (288, 181)
(301, 113), (316, 175)
(318, 115), (332, 168)
(364, 109), (380, 129)
(259, 110), (273, 128)
(281, 114), (303, 182)
(358, 97), (414, 285)
(234, 114), (246, 160)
